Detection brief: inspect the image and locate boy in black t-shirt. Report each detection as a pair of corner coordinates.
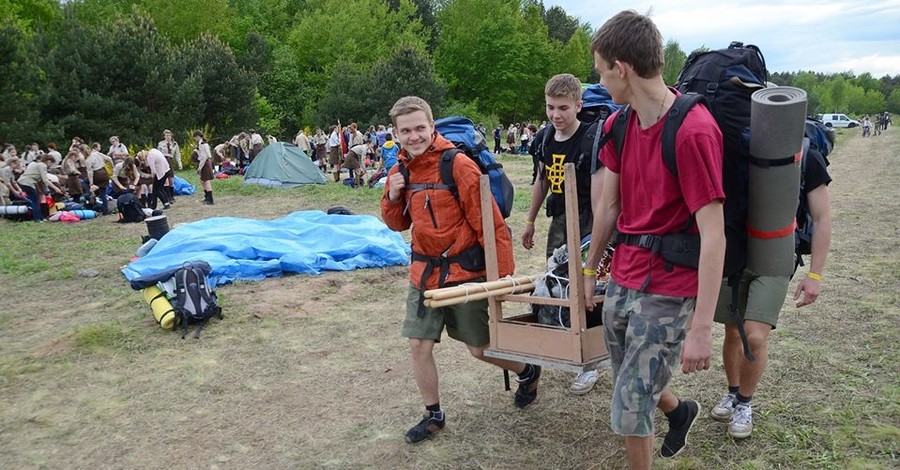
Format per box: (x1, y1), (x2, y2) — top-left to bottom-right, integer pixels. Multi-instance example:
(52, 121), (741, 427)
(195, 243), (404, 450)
(522, 73), (594, 260)
(522, 73), (601, 396)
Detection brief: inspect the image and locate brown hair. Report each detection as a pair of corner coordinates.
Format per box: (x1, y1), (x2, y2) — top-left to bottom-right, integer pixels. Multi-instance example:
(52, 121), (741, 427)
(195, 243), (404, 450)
(545, 73), (583, 102)
(389, 96), (434, 126)
(591, 10), (664, 79)
(122, 157), (138, 180)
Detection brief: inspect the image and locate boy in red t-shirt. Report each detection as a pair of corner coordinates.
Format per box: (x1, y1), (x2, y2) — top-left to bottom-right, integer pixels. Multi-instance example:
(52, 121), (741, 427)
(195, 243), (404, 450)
(581, 11), (726, 467)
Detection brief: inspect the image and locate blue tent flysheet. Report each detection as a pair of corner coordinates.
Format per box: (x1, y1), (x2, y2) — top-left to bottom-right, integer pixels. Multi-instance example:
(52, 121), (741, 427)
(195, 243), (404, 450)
(122, 211), (410, 286)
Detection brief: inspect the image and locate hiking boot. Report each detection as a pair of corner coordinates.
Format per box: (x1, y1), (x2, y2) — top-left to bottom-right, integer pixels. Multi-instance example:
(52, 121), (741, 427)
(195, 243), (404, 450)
(404, 412), (445, 444)
(729, 403), (753, 439)
(660, 400), (700, 459)
(569, 369), (599, 396)
(514, 365), (541, 408)
(710, 393), (737, 422)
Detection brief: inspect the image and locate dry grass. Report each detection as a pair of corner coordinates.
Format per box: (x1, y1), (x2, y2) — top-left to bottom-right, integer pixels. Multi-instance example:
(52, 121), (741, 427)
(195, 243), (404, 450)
(1, 129), (898, 469)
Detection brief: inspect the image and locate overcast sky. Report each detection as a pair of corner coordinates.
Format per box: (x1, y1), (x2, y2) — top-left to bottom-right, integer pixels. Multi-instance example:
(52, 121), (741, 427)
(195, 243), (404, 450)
(548, 1), (900, 77)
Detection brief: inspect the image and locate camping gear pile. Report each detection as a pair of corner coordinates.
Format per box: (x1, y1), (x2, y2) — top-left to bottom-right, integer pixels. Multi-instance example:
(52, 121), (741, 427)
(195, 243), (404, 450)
(124, 210), (410, 337)
(132, 260), (223, 338)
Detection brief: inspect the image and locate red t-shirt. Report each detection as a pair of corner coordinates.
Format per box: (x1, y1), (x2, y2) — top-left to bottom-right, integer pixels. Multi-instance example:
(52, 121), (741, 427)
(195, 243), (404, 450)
(600, 96), (724, 297)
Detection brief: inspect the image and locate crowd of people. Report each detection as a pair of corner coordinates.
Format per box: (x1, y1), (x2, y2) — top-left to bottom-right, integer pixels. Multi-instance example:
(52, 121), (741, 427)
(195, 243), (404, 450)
(289, 122), (401, 187)
(0, 129), (217, 221)
(492, 121), (548, 155)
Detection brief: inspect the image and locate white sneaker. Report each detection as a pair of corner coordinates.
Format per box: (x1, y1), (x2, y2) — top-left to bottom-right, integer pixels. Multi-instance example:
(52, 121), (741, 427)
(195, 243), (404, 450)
(569, 369), (599, 395)
(729, 403), (753, 439)
(710, 393), (736, 422)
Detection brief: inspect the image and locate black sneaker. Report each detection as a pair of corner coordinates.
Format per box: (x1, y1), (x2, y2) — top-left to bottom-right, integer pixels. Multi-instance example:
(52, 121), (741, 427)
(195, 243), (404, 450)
(660, 400), (700, 458)
(404, 413), (445, 444)
(514, 365), (541, 408)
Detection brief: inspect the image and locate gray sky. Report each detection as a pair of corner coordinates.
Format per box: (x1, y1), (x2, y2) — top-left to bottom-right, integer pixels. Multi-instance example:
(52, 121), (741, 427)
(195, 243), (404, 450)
(548, 1), (900, 77)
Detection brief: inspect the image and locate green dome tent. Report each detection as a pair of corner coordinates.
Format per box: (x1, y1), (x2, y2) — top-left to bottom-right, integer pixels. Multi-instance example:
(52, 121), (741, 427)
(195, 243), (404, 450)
(243, 142), (327, 187)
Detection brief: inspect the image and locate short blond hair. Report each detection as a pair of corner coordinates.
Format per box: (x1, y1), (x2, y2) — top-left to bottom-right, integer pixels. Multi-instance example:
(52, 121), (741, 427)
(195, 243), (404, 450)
(545, 73), (583, 102)
(390, 96), (434, 126)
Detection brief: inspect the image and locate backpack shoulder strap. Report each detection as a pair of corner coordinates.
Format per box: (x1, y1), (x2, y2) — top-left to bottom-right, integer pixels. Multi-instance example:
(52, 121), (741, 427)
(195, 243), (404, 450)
(439, 149), (462, 202)
(588, 107), (630, 172)
(541, 125), (553, 160)
(611, 106), (629, 157)
(661, 93), (707, 178)
(397, 162), (410, 187)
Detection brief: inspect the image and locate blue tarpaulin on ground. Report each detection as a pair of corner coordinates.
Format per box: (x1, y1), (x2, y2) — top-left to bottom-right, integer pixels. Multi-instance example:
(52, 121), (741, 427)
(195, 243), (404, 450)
(174, 176), (196, 195)
(121, 211), (410, 286)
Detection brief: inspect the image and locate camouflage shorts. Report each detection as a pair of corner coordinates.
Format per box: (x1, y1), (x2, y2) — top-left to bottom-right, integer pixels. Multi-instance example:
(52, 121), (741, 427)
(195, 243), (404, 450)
(602, 279), (696, 436)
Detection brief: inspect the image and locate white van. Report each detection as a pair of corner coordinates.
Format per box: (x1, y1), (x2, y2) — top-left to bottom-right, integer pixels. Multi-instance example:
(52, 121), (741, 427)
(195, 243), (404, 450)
(819, 113), (860, 128)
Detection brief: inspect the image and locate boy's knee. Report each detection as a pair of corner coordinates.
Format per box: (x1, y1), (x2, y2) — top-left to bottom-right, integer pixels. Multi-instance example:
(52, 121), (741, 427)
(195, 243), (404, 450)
(745, 330), (769, 353)
(408, 338), (433, 357)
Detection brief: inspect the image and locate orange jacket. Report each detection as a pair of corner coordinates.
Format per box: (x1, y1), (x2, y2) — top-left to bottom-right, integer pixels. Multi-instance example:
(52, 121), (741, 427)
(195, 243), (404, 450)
(381, 133), (515, 290)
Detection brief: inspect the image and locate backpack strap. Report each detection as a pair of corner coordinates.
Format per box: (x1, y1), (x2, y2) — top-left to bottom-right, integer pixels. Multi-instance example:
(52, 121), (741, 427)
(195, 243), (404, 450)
(438, 149), (462, 203)
(661, 93), (707, 178)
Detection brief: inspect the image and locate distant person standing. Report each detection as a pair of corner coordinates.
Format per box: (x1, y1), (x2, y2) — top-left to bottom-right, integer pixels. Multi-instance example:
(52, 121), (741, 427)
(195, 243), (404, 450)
(86, 143), (111, 215)
(46, 143), (62, 166)
(62, 151), (84, 202)
(380, 133), (400, 171)
(493, 124), (503, 154)
(108, 136), (129, 163)
(327, 124), (343, 182)
(157, 129), (181, 204)
(312, 127), (328, 168)
(294, 129), (311, 155)
(249, 129), (264, 162)
(194, 131), (215, 205)
(506, 123), (517, 153)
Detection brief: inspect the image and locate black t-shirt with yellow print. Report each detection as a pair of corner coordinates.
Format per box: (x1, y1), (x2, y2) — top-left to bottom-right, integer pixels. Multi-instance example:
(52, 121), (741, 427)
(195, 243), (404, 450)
(539, 121), (591, 217)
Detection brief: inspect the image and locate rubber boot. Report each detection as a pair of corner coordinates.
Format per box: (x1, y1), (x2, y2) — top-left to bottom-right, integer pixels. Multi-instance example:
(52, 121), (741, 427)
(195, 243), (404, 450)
(333, 171), (340, 183)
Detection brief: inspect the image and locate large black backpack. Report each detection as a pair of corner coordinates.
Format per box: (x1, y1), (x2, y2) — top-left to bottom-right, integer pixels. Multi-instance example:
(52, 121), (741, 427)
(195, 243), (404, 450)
(173, 263), (223, 339)
(116, 192), (145, 223)
(674, 42), (768, 279)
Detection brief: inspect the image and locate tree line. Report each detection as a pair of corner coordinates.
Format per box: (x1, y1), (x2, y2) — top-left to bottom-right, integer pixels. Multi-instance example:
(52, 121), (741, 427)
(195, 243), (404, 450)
(2, 0), (898, 147)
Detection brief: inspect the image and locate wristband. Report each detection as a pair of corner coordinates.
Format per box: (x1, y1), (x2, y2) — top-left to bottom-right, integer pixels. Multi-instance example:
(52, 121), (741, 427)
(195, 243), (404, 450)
(525, 220), (534, 225)
(582, 268), (597, 276)
(806, 272), (822, 281)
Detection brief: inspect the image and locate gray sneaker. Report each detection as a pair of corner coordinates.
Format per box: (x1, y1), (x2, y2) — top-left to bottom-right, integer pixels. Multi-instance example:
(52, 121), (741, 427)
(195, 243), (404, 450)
(569, 369), (599, 395)
(710, 393), (736, 422)
(729, 403), (753, 439)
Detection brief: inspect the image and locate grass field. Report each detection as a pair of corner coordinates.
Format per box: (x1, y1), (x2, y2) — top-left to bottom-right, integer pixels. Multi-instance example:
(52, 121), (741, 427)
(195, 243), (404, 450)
(1, 128), (898, 469)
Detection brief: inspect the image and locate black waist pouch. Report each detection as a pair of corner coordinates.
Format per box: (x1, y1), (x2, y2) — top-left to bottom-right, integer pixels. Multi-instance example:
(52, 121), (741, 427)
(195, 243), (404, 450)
(455, 245), (486, 272)
(660, 233), (701, 269)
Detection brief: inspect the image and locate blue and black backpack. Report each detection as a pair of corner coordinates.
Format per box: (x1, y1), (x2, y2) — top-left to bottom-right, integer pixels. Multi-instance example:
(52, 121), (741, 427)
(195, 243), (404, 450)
(400, 116), (514, 218)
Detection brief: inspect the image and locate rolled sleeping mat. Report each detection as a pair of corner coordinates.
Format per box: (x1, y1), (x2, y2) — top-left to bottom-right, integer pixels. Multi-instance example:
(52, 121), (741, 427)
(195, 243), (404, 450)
(70, 209), (97, 220)
(0, 205), (29, 216)
(748, 86), (807, 276)
(142, 285), (177, 330)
